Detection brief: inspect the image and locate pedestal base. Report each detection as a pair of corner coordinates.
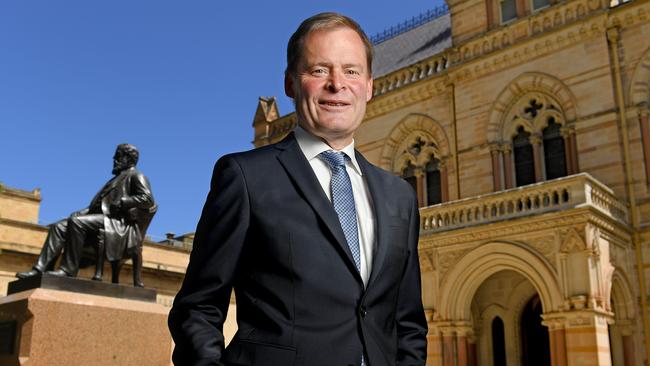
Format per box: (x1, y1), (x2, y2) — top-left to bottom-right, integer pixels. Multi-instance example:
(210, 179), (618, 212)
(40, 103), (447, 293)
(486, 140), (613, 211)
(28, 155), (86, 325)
(0, 287), (171, 366)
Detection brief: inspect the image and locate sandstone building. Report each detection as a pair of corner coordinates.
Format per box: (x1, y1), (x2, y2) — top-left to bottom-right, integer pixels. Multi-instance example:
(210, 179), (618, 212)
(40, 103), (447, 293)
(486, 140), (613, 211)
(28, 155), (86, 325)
(2, 0), (650, 364)
(252, 0), (650, 364)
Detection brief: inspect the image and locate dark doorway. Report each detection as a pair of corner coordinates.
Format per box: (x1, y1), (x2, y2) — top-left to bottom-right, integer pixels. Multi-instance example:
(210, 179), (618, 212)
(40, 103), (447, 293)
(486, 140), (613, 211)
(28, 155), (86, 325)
(492, 316), (506, 366)
(521, 295), (550, 366)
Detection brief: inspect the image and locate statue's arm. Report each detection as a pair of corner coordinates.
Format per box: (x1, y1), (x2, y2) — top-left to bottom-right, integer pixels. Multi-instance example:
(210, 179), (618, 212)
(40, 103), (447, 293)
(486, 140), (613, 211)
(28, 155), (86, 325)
(121, 172), (154, 210)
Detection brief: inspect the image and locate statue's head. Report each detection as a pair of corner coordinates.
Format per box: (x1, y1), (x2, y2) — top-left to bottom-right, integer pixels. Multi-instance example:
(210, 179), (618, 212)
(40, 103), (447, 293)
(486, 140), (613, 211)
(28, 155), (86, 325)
(112, 143), (139, 175)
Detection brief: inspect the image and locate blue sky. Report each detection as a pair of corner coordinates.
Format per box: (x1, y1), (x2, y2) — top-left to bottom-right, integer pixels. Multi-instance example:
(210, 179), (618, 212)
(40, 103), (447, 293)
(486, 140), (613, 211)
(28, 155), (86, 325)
(1, 1), (445, 241)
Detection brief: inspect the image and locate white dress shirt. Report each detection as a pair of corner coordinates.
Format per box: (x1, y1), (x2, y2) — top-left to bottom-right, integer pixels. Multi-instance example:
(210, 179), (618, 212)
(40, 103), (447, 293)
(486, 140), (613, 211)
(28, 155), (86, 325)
(294, 126), (376, 287)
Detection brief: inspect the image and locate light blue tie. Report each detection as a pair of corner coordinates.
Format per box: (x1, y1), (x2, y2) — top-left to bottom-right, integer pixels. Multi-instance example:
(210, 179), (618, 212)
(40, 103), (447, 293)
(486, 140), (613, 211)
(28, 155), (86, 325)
(319, 151), (361, 271)
(319, 151), (365, 366)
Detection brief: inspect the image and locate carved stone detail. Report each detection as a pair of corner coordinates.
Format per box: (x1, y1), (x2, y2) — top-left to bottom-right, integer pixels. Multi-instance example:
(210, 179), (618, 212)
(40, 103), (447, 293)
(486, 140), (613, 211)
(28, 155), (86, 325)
(560, 227), (587, 253)
(438, 248), (472, 278)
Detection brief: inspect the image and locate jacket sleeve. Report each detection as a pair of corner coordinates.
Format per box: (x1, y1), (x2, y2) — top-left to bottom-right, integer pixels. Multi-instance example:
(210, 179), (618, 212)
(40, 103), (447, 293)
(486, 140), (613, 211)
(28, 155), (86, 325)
(168, 155), (250, 366)
(396, 188), (428, 365)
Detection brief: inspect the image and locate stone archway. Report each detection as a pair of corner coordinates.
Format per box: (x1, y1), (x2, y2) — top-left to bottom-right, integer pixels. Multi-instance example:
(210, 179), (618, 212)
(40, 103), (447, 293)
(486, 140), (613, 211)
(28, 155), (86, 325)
(439, 241), (563, 321)
(470, 269), (552, 366)
(607, 270), (638, 366)
(434, 242), (562, 366)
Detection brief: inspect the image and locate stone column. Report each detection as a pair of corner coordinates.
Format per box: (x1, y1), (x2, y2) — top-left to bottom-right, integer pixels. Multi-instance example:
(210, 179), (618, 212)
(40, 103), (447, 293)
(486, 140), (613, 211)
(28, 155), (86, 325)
(638, 108), (650, 184)
(455, 325), (473, 366)
(530, 134), (543, 182)
(415, 167), (425, 208)
(502, 144), (514, 188)
(563, 311), (612, 365)
(485, 0), (494, 29)
(456, 335), (468, 366)
(542, 318), (567, 366)
(440, 160), (450, 202)
(560, 127), (574, 175)
(489, 144), (503, 191)
(467, 336), (477, 366)
(515, 0), (527, 17)
(569, 127), (579, 173)
(441, 327), (455, 366)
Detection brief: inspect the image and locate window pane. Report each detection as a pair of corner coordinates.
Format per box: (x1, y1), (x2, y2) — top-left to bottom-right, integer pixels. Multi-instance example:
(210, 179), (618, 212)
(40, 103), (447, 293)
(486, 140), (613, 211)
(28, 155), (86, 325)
(514, 127), (535, 186)
(402, 164), (417, 195)
(426, 170), (442, 205)
(533, 0), (551, 10)
(543, 119), (567, 180)
(501, 0), (517, 22)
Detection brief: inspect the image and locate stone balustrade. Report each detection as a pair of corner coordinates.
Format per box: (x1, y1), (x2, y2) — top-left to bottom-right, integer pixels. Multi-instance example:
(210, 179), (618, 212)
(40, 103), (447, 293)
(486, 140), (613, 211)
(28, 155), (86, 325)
(372, 53), (450, 97)
(419, 173), (628, 233)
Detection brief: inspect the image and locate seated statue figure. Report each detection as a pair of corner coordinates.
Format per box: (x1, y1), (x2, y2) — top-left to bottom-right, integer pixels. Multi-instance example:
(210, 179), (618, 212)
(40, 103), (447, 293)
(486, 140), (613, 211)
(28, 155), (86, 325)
(16, 143), (156, 287)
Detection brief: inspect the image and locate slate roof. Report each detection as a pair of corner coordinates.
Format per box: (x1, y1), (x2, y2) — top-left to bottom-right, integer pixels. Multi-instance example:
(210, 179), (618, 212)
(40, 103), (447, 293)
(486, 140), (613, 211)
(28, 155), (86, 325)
(371, 13), (452, 78)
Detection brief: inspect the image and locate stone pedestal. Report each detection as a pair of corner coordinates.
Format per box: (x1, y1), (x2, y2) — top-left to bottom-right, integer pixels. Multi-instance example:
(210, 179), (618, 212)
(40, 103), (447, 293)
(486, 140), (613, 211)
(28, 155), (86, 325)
(0, 275), (171, 366)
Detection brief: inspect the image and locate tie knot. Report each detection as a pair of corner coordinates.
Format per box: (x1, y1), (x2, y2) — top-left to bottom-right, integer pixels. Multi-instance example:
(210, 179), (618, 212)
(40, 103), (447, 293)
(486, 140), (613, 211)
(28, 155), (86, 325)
(319, 151), (347, 169)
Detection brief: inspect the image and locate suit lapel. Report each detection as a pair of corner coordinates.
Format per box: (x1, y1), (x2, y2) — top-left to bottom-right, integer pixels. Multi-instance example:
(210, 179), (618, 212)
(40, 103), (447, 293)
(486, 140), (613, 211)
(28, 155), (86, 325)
(275, 134), (361, 278)
(356, 151), (390, 288)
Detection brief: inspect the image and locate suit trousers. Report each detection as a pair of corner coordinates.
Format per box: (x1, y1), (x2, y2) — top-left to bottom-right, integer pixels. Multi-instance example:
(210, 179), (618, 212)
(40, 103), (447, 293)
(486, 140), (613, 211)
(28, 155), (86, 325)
(33, 213), (104, 275)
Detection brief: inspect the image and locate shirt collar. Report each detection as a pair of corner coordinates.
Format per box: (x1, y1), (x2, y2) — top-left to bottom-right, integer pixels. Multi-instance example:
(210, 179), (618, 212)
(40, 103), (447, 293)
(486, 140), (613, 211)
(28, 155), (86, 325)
(294, 125), (362, 176)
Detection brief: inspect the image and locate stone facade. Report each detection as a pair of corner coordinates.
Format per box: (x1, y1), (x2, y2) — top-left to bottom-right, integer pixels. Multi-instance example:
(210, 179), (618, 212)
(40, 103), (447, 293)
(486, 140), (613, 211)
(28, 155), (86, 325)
(253, 0), (650, 364)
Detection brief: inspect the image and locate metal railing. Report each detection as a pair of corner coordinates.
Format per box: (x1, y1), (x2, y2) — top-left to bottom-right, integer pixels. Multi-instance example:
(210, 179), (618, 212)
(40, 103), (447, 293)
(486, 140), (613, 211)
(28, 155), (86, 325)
(370, 4), (449, 45)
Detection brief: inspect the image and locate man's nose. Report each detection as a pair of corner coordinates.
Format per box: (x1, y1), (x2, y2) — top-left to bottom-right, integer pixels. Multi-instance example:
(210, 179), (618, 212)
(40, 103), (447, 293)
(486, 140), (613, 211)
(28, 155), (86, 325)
(326, 72), (344, 92)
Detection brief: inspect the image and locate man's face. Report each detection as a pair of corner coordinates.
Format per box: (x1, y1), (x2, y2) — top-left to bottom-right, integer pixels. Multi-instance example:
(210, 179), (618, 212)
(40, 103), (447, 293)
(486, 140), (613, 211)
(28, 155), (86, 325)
(285, 27), (373, 147)
(112, 149), (131, 175)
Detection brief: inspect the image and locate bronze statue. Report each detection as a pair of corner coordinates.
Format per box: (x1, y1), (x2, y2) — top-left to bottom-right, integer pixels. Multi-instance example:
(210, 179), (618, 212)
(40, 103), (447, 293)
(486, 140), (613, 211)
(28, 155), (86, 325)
(16, 143), (156, 287)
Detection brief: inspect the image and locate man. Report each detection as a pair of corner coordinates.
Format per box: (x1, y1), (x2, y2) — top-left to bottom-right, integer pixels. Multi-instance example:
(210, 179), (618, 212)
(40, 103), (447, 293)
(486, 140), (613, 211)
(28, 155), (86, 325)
(16, 143), (155, 286)
(169, 13), (427, 366)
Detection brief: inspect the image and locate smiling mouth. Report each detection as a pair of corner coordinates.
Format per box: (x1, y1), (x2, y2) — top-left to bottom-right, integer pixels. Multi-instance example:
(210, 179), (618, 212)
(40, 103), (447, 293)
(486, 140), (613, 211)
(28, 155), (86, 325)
(320, 101), (349, 107)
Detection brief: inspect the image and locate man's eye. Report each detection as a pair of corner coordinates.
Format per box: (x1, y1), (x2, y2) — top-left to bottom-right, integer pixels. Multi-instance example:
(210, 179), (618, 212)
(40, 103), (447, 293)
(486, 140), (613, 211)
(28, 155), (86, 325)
(346, 69), (360, 75)
(312, 69), (327, 75)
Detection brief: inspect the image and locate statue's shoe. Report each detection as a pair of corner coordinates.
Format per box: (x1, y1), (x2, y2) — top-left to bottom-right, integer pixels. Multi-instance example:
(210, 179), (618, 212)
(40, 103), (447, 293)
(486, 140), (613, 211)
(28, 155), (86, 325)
(46, 269), (74, 277)
(16, 269), (41, 279)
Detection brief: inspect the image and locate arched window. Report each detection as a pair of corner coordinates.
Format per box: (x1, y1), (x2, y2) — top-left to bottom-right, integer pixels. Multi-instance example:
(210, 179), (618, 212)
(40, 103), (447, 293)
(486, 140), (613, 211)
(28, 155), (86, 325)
(425, 157), (442, 206)
(402, 162), (417, 196)
(513, 126), (535, 186)
(542, 118), (567, 180)
(492, 316), (506, 366)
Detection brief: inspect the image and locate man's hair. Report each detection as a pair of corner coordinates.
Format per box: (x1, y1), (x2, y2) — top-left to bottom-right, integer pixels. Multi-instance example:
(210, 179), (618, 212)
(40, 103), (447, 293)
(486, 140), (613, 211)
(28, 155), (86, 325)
(285, 12), (373, 78)
(117, 143), (139, 166)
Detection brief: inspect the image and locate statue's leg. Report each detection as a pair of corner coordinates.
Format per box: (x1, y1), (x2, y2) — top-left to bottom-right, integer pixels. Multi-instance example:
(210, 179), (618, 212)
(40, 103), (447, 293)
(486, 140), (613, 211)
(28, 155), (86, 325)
(92, 233), (105, 281)
(17, 218), (68, 278)
(56, 214), (104, 277)
(110, 260), (123, 284)
(132, 246), (144, 287)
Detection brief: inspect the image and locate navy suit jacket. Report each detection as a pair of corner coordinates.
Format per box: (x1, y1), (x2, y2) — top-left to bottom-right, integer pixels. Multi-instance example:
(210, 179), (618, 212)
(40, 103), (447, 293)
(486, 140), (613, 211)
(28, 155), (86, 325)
(168, 133), (427, 366)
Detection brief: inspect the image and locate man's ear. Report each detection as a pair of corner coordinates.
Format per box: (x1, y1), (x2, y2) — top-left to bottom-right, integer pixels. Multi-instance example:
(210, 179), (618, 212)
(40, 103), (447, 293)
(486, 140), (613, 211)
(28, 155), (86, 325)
(285, 73), (295, 99)
(366, 76), (373, 102)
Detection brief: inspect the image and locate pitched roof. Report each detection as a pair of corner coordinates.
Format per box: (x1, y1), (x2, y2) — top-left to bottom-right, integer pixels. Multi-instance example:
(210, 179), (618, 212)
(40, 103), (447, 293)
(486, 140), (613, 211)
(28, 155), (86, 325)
(371, 13), (452, 78)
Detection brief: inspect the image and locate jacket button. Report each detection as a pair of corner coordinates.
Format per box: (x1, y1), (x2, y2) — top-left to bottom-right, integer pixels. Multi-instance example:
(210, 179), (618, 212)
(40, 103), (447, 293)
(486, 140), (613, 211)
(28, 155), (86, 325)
(360, 306), (367, 318)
